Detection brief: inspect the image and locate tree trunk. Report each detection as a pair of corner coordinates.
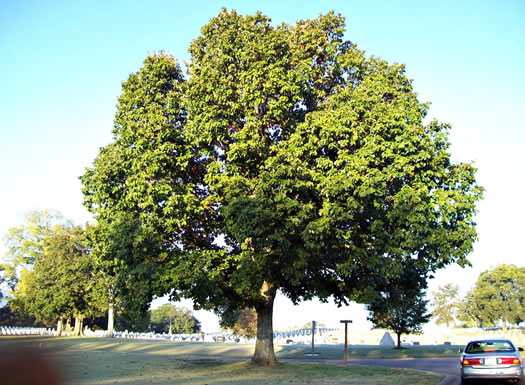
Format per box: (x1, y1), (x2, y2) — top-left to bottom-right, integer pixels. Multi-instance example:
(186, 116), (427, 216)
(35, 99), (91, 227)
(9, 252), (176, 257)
(251, 281), (279, 366)
(56, 317), (64, 337)
(65, 318), (72, 333)
(107, 301), (114, 338)
(502, 318), (507, 333)
(396, 332), (402, 349)
(73, 316), (80, 337)
(73, 316), (83, 336)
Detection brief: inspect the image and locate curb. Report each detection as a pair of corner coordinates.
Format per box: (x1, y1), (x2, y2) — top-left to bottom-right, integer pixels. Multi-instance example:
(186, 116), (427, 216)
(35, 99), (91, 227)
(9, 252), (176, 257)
(436, 374), (460, 385)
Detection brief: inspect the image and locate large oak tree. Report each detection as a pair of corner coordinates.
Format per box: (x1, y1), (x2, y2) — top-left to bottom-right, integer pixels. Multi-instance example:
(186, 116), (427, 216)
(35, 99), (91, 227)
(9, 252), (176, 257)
(81, 10), (482, 365)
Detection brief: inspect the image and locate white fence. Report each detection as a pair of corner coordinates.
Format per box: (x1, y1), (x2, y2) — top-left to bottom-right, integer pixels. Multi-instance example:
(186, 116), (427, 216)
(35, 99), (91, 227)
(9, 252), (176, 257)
(0, 325), (241, 342)
(85, 329), (249, 343)
(1, 326), (56, 336)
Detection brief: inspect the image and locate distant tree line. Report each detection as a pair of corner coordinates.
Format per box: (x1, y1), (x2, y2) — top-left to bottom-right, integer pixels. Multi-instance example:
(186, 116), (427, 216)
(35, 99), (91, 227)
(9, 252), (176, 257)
(0, 210), (201, 335)
(0, 210), (106, 335)
(365, 263), (524, 348)
(431, 264), (525, 331)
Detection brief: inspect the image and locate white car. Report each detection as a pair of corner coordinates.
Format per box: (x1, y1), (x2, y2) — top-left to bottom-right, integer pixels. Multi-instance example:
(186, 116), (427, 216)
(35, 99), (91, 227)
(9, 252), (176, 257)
(460, 339), (524, 385)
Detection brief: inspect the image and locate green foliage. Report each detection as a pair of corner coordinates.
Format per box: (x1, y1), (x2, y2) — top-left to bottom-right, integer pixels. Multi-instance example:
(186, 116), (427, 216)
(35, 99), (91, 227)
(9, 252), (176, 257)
(456, 288), (493, 328)
(81, 9), (483, 363)
(10, 223), (107, 326)
(230, 308), (257, 339)
(80, 52), (193, 325)
(464, 264), (525, 330)
(2, 210), (66, 286)
(366, 265), (431, 347)
(85, 212), (164, 322)
(0, 305), (42, 327)
(149, 303), (200, 334)
(115, 309), (151, 333)
(431, 284), (460, 328)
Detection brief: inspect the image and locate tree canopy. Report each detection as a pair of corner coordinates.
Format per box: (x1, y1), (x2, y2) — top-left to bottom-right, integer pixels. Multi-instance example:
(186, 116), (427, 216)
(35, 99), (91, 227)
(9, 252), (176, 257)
(3, 211), (108, 335)
(466, 264), (524, 331)
(10, 223), (107, 335)
(457, 288), (492, 328)
(81, 9), (483, 365)
(2, 210), (66, 286)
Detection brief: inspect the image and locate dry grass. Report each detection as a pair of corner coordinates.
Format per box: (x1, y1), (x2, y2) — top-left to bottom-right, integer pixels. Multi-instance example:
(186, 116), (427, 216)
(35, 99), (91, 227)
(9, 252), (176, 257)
(0, 336), (445, 385)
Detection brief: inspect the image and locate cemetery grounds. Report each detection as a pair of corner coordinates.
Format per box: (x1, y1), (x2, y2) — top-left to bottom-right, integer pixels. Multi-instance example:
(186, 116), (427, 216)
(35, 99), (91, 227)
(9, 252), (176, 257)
(1, 328), (523, 384)
(0, 336), (447, 385)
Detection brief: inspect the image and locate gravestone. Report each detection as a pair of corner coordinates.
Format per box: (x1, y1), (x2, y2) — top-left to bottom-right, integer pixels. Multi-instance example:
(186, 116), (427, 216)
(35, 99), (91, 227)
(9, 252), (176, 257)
(379, 332), (395, 346)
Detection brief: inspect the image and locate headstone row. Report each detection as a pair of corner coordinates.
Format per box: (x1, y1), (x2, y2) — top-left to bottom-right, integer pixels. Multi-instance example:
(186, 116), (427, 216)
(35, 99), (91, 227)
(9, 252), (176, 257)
(0, 326), (56, 336)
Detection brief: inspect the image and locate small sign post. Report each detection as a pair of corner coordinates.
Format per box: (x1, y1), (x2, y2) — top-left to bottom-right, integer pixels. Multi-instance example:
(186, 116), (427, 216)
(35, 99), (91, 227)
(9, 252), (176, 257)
(340, 320), (353, 366)
(311, 320), (316, 355)
(304, 320), (320, 357)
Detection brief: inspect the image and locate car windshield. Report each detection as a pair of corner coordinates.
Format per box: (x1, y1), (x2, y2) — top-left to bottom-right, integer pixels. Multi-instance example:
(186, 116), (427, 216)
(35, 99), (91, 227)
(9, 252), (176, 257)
(465, 341), (515, 353)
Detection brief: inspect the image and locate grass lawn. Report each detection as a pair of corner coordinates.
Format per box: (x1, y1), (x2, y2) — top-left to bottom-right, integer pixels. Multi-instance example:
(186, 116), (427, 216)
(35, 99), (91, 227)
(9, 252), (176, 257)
(280, 343), (464, 360)
(0, 336), (446, 385)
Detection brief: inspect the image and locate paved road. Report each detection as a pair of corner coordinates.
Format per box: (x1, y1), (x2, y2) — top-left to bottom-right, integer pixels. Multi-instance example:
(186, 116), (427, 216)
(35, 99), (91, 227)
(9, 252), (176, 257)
(345, 357), (459, 374)
(344, 357), (460, 385)
(327, 358), (523, 385)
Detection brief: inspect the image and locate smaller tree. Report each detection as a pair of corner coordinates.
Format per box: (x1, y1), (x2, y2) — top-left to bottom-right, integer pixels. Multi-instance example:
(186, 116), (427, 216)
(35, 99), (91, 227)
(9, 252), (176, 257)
(367, 266), (431, 348)
(430, 284), (460, 328)
(231, 308), (257, 339)
(150, 304), (200, 334)
(468, 265), (524, 331)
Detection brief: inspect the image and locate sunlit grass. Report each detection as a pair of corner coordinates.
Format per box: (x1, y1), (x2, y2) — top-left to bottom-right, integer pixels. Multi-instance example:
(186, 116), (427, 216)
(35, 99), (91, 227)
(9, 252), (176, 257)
(18, 336), (461, 359)
(68, 358), (442, 385)
(0, 336), (446, 384)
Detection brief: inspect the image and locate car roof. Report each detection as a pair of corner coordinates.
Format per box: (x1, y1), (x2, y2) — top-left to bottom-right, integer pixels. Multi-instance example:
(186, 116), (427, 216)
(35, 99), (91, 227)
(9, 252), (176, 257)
(464, 339), (517, 351)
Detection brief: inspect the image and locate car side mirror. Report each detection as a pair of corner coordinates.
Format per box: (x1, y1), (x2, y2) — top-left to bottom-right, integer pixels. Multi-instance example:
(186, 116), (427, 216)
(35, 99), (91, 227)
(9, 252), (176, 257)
(518, 347), (524, 352)
(459, 349), (464, 353)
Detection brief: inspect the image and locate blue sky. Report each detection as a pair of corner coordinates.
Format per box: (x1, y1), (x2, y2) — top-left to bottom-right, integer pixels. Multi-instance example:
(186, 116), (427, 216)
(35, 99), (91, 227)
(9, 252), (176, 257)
(1, 0), (524, 331)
